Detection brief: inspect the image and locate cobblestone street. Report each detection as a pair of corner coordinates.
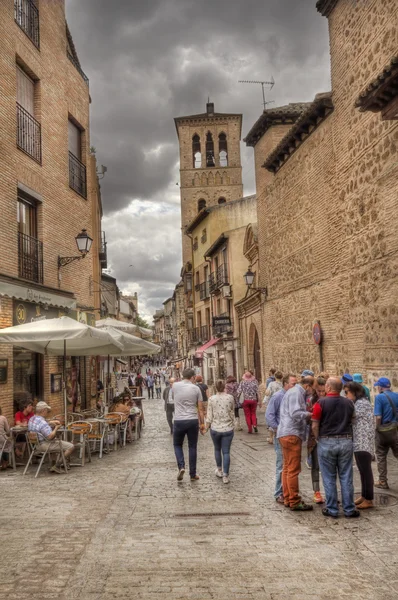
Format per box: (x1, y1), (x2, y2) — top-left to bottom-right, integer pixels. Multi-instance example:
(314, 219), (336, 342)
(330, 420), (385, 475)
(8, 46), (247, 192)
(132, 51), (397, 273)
(2, 397), (398, 600)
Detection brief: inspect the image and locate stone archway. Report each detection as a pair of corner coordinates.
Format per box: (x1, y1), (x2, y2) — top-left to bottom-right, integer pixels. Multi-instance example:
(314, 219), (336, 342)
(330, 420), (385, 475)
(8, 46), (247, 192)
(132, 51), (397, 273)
(248, 323), (262, 382)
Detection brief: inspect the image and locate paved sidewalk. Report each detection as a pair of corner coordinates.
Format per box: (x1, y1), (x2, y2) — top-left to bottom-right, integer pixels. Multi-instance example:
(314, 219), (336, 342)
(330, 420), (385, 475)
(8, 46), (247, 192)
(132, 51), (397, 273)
(1, 398), (398, 600)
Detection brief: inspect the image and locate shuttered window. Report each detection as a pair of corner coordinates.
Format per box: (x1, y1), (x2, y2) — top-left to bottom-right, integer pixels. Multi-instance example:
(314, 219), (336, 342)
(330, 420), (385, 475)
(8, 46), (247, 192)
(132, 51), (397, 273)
(17, 66), (34, 115)
(68, 120), (81, 159)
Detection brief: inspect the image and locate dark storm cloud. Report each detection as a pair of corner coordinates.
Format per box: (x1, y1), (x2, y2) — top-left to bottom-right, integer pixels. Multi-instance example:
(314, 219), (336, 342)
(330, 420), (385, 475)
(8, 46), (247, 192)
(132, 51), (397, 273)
(66, 0), (330, 319)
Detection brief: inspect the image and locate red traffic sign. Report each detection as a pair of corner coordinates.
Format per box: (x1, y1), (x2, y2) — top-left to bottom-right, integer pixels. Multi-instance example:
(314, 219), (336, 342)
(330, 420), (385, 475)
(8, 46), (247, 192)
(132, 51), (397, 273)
(312, 322), (322, 345)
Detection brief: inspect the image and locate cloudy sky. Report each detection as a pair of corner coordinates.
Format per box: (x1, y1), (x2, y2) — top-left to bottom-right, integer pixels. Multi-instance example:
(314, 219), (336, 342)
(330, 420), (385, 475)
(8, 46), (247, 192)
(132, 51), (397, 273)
(66, 0), (331, 322)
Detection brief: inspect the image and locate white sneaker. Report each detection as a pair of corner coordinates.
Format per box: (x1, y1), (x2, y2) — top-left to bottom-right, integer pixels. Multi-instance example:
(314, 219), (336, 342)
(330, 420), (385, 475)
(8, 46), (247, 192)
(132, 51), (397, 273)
(223, 475), (230, 484)
(215, 468), (223, 478)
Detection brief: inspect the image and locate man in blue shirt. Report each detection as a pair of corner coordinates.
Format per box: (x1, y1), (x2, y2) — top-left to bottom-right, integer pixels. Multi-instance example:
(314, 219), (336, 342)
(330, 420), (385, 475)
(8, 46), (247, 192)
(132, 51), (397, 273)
(373, 377), (398, 489)
(266, 373), (297, 504)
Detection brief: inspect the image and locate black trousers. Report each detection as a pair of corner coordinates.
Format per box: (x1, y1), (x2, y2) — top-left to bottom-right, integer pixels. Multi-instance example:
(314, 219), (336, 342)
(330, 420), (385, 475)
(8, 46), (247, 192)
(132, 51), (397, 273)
(166, 406), (174, 433)
(354, 451), (374, 501)
(147, 386), (154, 399)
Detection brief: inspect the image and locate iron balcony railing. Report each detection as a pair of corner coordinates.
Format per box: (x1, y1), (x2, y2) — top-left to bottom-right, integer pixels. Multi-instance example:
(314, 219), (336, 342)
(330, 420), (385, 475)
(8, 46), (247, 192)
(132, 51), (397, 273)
(214, 313), (233, 337)
(209, 272), (217, 293)
(69, 152), (87, 198)
(18, 231), (43, 283)
(200, 325), (209, 343)
(17, 103), (41, 163)
(14, 0), (40, 49)
(99, 231), (107, 268)
(195, 283), (201, 292)
(199, 281), (210, 300)
(217, 263), (229, 288)
(67, 50), (89, 86)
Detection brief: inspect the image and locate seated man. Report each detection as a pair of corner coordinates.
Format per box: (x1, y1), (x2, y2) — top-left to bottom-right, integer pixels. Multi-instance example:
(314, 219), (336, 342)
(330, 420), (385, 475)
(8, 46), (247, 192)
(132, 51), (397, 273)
(28, 401), (74, 474)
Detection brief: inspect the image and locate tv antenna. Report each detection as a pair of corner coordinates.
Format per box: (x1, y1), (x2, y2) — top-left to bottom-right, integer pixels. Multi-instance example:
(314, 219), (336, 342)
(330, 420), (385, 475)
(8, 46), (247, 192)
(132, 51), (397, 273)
(239, 77), (275, 110)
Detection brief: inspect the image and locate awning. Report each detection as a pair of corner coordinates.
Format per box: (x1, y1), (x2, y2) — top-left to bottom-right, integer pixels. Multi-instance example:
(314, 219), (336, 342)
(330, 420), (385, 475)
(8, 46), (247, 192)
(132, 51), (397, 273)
(195, 338), (219, 359)
(0, 280), (76, 309)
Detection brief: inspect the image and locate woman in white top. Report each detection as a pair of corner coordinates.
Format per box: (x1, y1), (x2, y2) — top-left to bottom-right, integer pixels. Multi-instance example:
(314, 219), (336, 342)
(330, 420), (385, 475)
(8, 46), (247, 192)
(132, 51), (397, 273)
(206, 380), (235, 484)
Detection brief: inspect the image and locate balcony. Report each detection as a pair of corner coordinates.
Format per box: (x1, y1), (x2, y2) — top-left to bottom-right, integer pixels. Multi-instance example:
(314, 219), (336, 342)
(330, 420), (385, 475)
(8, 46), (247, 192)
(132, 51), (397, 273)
(17, 103), (41, 164)
(217, 263), (229, 288)
(195, 283), (200, 292)
(69, 152), (87, 198)
(18, 231), (43, 283)
(209, 272), (217, 293)
(200, 325), (209, 343)
(67, 50), (89, 86)
(199, 281), (210, 300)
(99, 231), (107, 269)
(14, 0), (40, 49)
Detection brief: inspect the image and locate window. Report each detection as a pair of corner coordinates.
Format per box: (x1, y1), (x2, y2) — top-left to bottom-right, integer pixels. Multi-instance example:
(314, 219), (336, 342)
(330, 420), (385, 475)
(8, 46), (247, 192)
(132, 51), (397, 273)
(185, 273), (192, 292)
(206, 132), (215, 167)
(192, 134), (201, 168)
(17, 191), (43, 283)
(219, 133), (228, 166)
(197, 311), (202, 328)
(193, 237), (198, 251)
(201, 228), (207, 244)
(195, 271), (200, 290)
(198, 199), (206, 212)
(14, 0), (40, 49)
(218, 197), (226, 205)
(68, 119), (87, 198)
(16, 66), (41, 163)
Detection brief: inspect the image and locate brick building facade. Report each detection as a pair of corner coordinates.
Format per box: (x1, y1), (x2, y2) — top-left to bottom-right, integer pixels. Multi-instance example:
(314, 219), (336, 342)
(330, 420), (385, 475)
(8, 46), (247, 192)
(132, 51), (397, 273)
(0, 1), (101, 420)
(245, 0), (398, 385)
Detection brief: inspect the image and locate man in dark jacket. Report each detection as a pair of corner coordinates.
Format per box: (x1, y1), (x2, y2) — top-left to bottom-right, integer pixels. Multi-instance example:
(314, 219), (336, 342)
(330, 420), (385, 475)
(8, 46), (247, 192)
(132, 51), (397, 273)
(163, 378), (175, 434)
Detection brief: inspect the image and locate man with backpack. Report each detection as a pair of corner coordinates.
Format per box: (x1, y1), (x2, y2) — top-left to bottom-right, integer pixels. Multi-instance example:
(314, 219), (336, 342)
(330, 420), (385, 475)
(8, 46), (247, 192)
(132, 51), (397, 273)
(373, 377), (398, 489)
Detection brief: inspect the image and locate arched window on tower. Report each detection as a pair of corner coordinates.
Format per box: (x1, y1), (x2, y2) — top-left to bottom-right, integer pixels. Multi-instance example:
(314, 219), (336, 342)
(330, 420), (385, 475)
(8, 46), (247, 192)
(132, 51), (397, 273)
(219, 133), (228, 167)
(206, 132), (215, 167)
(198, 199), (206, 212)
(192, 134), (201, 168)
(218, 197), (226, 205)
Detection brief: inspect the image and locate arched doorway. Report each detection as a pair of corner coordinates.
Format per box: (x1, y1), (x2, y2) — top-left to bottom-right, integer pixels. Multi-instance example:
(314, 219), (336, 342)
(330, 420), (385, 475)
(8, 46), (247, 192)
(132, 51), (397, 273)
(253, 329), (262, 382)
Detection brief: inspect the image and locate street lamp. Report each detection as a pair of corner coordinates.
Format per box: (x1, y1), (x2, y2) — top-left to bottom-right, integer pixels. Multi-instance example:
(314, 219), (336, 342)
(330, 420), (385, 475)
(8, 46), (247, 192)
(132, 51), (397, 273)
(58, 229), (93, 268)
(243, 267), (268, 297)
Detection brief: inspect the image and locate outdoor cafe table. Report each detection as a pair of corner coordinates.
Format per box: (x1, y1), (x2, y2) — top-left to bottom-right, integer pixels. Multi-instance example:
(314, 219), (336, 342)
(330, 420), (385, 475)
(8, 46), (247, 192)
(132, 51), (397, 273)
(9, 426), (28, 471)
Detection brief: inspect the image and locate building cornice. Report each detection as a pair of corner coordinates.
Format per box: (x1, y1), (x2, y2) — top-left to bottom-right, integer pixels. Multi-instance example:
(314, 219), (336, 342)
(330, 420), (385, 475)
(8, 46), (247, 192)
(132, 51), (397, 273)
(263, 92), (334, 174)
(316, 0), (339, 17)
(355, 56), (398, 113)
(235, 290), (262, 318)
(244, 104), (310, 147)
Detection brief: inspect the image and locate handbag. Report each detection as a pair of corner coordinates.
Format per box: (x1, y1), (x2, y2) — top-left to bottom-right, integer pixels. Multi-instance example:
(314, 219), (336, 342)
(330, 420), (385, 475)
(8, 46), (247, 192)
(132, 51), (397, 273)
(378, 392), (398, 432)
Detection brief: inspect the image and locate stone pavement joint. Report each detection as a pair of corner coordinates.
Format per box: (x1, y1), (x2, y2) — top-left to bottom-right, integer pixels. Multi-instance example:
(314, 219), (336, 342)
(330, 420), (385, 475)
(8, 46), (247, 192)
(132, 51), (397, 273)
(1, 397), (398, 600)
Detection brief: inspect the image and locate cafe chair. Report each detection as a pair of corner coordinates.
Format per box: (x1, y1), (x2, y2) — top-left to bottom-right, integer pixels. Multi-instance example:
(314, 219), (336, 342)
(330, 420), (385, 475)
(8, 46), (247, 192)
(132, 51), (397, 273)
(23, 432), (68, 478)
(104, 413), (122, 452)
(87, 419), (109, 459)
(113, 413), (130, 447)
(66, 421), (92, 466)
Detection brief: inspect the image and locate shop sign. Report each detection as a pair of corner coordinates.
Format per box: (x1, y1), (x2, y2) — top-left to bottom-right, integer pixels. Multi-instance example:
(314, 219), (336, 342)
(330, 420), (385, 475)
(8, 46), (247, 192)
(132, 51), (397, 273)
(50, 373), (62, 393)
(0, 359), (8, 383)
(0, 281), (76, 309)
(213, 316), (231, 327)
(13, 301), (60, 325)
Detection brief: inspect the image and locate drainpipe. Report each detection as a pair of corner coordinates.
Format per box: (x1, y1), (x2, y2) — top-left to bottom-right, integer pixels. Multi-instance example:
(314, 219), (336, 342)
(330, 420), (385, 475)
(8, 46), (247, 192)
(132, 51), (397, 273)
(185, 230), (196, 332)
(205, 256), (214, 338)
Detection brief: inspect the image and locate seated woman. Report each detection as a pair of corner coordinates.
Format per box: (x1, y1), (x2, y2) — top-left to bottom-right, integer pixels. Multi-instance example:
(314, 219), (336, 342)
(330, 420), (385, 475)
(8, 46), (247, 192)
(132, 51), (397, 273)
(14, 398), (35, 458)
(0, 407), (11, 470)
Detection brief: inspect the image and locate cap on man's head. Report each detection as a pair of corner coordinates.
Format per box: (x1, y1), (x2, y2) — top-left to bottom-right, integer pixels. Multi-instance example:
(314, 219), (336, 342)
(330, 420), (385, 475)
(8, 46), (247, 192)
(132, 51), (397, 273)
(35, 401), (51, 411)
(341, 374), (353, 384)
(374, 377), (391, 389)
(301, 369), (314, 377)
(353, 373), (363, 383)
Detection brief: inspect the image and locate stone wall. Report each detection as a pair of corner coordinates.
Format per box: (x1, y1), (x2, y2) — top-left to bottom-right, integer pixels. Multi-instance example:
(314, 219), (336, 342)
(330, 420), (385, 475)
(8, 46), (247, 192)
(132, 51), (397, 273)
(254, 0), (398, 386)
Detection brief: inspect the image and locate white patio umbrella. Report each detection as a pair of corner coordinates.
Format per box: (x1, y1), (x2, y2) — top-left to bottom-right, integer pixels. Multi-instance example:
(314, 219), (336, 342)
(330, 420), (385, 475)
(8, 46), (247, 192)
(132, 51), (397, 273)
(0, 316), (124, 423)
(96, 318), (153, 339)
(105, 327), (160, 356)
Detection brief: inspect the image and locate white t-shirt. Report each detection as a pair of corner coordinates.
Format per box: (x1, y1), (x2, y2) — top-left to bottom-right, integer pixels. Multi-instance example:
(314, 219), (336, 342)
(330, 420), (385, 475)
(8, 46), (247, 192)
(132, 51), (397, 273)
(172, 380), (202, 421)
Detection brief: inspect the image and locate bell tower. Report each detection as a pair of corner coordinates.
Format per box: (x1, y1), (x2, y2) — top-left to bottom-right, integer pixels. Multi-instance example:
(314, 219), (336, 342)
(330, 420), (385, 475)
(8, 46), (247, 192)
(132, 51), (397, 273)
(175, 102), (243, 263)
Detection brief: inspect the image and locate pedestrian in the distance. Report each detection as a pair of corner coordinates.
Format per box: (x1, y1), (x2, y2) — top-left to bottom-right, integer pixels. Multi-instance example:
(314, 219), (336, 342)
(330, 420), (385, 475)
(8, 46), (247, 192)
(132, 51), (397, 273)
(264, 370), (283, 444)
(346, 382), (374, 509)
(195, 375), (209, 417)
(225, 375), (241, 430)
(163, 378), (175, 434)
(206, 380), (235, 484)
(172, 368), (205, 482)
(154, 373), (162, 399)
(145, 373), (154, 399)
(237, 370), (260, 434)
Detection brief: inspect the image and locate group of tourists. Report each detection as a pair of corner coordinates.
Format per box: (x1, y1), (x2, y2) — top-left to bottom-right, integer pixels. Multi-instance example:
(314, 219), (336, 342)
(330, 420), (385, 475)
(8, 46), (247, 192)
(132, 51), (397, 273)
(164, 366), (398, 518)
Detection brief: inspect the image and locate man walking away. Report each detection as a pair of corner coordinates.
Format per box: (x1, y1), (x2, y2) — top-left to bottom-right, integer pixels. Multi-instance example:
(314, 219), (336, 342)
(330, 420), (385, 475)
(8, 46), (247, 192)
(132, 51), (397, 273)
(266, 373), (297, 504)
(373, 377), (398, 489)
(312, 377), (359, 519)
(277, 375), (314, 511)
(145, 373), (154, 399)
(163, 378), (175, 434)
(172, 368), (205, 481)
(264, 370), (283, 444)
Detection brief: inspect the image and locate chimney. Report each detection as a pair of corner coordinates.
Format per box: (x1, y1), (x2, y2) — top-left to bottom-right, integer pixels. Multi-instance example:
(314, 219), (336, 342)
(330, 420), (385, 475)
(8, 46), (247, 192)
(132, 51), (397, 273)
(206, 102), (215, 116)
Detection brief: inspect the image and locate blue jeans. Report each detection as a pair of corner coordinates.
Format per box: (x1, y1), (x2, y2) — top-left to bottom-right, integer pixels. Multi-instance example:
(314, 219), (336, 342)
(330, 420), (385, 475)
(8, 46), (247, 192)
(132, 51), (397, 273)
(317, 437), (355, 516)
(274, 436), (283, 498)
(210, 429), (234, 475)
(173, 420), (199, 477)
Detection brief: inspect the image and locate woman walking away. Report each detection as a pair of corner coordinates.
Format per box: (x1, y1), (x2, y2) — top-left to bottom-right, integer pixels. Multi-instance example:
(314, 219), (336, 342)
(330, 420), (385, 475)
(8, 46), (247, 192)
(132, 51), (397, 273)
(206, 380), (235, 484)
(237, 370), (260, 434)
(346, 381), (374, 509)
(306, 377), (326, 504)
(226, 375), (241, 430)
